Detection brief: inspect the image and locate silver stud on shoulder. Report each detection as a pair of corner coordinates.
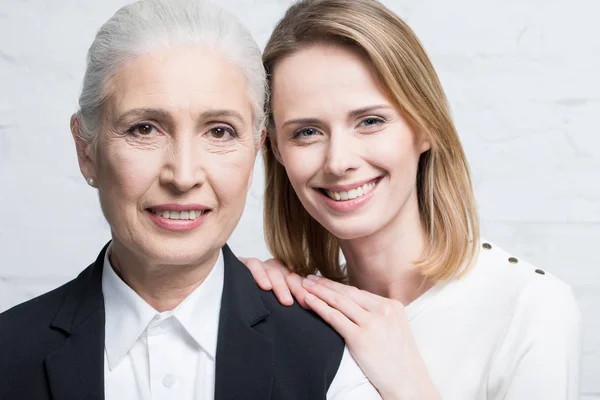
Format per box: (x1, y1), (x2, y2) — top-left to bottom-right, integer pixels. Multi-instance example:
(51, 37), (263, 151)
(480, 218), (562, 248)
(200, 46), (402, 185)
(482, 243), (492, 250)
(535, 269), (545, 275)
(508, 257), (519, 264)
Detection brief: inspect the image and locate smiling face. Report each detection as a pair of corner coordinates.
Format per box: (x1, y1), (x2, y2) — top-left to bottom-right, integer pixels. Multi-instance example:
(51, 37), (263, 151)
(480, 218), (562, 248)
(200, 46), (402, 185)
(270, 43), (431, 241)
(75, 46), (258, 267)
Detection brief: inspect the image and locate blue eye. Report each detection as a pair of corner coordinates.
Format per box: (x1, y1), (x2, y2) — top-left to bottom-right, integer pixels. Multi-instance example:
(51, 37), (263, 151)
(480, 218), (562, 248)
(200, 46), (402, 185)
(293, 127), (319, 138)
(359, 117), (385, 127)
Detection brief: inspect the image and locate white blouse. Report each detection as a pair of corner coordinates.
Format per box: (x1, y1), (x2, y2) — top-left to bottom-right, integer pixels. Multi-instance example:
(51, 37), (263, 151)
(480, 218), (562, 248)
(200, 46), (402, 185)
(102, 248), (381, 400)
(405, 240), (582, 399)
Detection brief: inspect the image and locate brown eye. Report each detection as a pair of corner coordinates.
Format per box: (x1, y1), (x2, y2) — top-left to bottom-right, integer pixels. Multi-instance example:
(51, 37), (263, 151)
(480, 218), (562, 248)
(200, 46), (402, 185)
(207, 126), (235, 140)
(138, 125), (152, 135)
(129, 123), (158, 136)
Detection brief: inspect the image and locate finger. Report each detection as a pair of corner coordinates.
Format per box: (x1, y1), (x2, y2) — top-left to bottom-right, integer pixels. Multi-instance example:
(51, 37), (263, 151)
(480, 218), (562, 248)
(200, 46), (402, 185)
(266, 267), (294, 306)
(286, 273), (311, 309)
(304, 292), (360, 339)
(306, 275), (380, 311)
(302, 278), (369, 325)
(241, 258), (272, 290)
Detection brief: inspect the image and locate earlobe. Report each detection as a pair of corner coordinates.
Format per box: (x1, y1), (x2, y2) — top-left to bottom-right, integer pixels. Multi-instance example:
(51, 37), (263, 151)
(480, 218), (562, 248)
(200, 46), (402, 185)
(421, 138), (432, 153)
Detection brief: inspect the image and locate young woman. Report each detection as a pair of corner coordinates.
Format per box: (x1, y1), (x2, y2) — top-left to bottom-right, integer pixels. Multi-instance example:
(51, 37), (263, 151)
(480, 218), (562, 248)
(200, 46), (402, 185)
(242, 0), (582, 399)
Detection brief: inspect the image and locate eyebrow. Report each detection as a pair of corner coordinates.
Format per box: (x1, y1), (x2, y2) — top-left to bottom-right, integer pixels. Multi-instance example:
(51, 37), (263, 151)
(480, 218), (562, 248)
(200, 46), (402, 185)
(281, 105), (393, 129)
(115, 108), (247, 130)
(115, 108), (173, 126)
(200, 109), (247, 130)
(347, 105), (393, 118)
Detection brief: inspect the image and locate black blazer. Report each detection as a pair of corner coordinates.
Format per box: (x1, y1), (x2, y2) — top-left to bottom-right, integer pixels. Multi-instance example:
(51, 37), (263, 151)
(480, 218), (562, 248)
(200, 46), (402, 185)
(0, 243), (345, 400)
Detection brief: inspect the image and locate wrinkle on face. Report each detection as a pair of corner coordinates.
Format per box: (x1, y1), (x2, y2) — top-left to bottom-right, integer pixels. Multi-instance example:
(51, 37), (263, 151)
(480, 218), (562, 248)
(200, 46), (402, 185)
(87, 45), (258, 290)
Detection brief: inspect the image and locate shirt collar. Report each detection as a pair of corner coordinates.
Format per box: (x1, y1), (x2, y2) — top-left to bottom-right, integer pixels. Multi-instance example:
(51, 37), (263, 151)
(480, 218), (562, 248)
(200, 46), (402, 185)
(102, 245), (224, 370)
(171, 250), (224, 359)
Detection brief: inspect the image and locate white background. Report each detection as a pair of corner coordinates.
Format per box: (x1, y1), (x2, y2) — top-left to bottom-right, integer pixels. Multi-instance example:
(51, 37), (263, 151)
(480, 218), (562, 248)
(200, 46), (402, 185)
(0, 0), (598, 397)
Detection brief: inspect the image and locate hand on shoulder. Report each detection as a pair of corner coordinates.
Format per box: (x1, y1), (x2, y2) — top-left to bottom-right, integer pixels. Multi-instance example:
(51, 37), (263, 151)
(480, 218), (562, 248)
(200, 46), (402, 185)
(239, 256), (310, 308)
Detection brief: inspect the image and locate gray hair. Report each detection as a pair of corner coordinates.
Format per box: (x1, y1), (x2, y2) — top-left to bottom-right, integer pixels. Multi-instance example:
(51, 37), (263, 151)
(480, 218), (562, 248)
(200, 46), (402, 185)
(76, 0), (266, 149)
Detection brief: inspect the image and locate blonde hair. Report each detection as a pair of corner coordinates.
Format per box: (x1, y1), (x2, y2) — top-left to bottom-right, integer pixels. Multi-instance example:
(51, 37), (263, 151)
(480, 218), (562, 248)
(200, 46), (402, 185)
(262, 0), (479, 282)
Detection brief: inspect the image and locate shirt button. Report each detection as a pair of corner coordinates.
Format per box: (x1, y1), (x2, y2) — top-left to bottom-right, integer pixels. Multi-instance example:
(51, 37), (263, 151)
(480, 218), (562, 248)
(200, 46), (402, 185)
(162, 373), (177, 388)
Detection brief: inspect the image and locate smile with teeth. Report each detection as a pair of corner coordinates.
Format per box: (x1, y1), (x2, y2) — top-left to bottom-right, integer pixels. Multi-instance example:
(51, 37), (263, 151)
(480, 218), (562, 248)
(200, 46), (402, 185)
(151, 209), (209, 220)
(323, 180), (377, 201)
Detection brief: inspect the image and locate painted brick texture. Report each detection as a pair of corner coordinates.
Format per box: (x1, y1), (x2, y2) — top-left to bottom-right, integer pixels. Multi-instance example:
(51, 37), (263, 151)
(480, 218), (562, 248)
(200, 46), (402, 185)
(1, 0), (598, 397)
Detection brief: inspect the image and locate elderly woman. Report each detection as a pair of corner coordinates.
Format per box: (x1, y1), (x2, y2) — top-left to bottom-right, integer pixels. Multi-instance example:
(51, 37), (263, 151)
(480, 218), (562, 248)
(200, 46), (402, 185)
(0, 1), (381, 399)
(243, 0), (582, 399)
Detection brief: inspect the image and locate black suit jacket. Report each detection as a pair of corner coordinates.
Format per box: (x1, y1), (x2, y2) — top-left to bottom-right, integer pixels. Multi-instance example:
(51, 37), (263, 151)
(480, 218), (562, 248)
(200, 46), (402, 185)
(0, 243), (345, 399)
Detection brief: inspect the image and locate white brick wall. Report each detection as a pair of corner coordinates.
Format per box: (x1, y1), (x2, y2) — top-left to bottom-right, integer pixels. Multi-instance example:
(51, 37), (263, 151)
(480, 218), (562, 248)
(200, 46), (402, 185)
(1, 0), (598, 397)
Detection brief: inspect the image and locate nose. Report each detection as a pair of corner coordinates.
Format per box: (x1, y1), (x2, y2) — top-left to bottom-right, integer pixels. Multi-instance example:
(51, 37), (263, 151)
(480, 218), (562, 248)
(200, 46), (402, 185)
(323, 131), (360, 177)
(160, 134), (205, 192)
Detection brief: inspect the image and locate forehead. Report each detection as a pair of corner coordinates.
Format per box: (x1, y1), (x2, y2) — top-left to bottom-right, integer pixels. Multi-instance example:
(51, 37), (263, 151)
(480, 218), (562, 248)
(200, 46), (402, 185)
(271, 44), (391, 119)
(106, 45), (252, 121)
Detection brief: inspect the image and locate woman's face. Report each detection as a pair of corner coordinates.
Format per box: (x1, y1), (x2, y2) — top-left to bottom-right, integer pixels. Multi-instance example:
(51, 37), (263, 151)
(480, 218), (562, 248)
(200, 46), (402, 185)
(271, 43), (430, 240)
(76, 46), (258, 266)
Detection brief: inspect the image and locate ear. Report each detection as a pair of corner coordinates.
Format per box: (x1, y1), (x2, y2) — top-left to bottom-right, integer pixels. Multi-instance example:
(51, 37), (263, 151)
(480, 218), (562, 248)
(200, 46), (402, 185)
(256, 127), (267, 150)
(417, 128), (432, 154)
(70, 114), (97, 185)
(268, 130), (285, 166)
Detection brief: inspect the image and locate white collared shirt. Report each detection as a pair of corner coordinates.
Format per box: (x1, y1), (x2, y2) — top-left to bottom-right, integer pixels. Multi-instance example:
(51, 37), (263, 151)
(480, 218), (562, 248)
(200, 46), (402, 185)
(102, 248), (381, 400)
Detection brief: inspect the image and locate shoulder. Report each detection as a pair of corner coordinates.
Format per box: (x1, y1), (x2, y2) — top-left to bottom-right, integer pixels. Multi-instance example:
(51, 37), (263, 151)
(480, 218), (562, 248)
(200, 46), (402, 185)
(463, 239), (580, 329)
(474, 241), (583, 394)
(0, 279), (72, 337)
(465, 239), (572, 294)
(258, 288), (345, 350)
(0, 277), (76, 392)
(255, 290), (346, 392)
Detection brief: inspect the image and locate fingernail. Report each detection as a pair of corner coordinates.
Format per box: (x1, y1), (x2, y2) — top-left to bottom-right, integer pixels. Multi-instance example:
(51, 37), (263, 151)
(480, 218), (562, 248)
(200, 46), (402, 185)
(305, 293), (315, 302)
(284, 294), (293, 303)
(307, 274), (319, 282)
(303, 278), (316, 286)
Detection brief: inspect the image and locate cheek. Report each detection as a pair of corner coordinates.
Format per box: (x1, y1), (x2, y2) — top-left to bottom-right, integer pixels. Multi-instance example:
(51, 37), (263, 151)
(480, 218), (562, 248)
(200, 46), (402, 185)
(374, 127), (421, 166)
(97, 145), (161, 204)
(206, 150), (255, 205)
(280, 146), (322, 191)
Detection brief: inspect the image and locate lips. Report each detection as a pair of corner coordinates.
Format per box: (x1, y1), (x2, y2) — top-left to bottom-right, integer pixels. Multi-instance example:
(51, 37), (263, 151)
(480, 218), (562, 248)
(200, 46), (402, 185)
(146, 204), (212, 232)
(318, 177), (381, 202)
(322, 180), (378, 201)
(313, 177), (382, 213)
(150, 209), (209, 220)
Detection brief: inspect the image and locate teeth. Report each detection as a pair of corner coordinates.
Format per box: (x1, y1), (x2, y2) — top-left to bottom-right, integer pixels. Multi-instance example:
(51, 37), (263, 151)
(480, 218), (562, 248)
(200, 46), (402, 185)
(325, 181), (377, 202)
(152, 210), (205, 220)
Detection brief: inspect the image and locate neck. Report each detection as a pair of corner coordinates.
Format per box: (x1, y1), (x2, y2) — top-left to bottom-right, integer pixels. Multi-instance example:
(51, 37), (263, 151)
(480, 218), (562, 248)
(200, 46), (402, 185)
(339, 191), (433, 305)
(109, 240), (219, 312)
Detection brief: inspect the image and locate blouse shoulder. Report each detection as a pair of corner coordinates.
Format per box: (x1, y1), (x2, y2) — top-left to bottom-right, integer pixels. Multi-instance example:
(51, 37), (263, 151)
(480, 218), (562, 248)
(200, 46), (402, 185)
(469, 239), (573, 294)
(474, 240), (582, 399)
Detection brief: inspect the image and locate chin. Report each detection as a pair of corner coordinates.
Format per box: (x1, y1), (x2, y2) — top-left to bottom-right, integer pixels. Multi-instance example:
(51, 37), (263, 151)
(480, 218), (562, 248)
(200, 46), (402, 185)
(321, 220), (379, 241)
(139, 237), (220, 266)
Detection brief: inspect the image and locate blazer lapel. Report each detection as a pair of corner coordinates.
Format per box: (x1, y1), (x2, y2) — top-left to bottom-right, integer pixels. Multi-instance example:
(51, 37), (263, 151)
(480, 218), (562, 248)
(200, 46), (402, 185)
(214, 245), (274, 400)
(44, 243), (108, 400)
